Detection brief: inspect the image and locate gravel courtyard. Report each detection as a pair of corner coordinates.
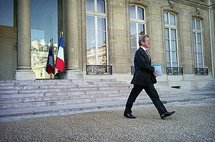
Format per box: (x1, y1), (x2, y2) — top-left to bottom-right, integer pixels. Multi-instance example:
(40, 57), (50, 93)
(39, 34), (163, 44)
(0, 101), (215, 142)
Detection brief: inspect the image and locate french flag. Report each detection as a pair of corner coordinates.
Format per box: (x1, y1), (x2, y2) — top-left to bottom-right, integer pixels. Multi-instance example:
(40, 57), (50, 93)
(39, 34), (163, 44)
(46, 44), (55, 74)
(55, 37), (65, 72)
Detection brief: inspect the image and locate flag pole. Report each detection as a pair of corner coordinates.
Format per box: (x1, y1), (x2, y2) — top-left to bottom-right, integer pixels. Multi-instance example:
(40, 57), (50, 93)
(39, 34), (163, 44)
(55, 31), (65, 77)
(60, 31), (63, 38)
(56, 31), (63, 79)
(50, 38), (53, 79)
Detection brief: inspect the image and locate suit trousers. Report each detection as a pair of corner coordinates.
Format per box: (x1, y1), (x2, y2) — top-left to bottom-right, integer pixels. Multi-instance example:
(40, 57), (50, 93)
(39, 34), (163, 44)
(125, 84), (167, 115)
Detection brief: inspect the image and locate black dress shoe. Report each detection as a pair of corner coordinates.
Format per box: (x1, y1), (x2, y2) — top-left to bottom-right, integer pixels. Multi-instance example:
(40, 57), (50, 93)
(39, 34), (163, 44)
(161, 111), (175, 119)
(124, 113), (136, 119)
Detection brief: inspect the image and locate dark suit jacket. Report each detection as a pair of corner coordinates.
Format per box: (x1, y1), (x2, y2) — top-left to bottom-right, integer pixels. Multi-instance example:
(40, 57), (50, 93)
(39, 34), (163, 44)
(131, 47), (157, 86)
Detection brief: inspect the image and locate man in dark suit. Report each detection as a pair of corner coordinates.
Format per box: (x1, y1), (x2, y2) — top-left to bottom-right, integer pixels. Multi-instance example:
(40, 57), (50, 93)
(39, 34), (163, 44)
(124, 35), (175, 119)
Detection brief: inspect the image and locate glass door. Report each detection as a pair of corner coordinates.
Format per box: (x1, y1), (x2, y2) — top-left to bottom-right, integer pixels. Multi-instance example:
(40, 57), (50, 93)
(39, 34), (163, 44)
(31, 0), (58, 79)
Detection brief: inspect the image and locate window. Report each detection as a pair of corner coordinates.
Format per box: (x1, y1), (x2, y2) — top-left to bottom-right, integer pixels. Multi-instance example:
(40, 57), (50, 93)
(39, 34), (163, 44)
(129, 5), (145, 65)
(164, 12), (178, 67)
(86, 0), (107, 65)
(192, 18), (203, 68)
(31, 0), (58, 79)
(0, 0), (13, 26)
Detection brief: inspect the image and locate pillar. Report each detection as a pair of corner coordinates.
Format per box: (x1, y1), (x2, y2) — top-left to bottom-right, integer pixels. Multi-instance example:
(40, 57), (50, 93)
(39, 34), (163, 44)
(15, 0), (35, 80)
(64, 0), (82, 79)
(209, 1), (215, 78)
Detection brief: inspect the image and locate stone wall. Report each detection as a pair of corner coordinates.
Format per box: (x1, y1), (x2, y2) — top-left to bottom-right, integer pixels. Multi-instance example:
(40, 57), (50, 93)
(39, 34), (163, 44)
(107, 0), (131, 73)
(0, 26), (17, 80)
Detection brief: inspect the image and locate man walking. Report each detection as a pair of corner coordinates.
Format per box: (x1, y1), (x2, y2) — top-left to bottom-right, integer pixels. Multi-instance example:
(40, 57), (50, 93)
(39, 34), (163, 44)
(124, 35), (175, 119)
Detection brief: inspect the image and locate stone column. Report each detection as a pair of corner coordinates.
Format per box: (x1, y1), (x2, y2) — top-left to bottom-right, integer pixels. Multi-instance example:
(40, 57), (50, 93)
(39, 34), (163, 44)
(213, 6), (215, 79)
(210, 3), (215, 78)
(15, 0), (35, 80)
(64, 0), (82, 79)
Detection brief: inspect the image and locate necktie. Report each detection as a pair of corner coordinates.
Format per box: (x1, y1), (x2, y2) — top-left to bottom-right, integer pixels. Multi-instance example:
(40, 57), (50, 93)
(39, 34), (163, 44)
(145, 50), (151, 61)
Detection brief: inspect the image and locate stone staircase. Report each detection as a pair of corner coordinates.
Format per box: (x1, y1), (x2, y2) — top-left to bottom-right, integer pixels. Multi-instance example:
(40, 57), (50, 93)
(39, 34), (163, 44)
(0, 79), (187, 120)
(0, 79), (136, 120)
(202, 80), (215, 91)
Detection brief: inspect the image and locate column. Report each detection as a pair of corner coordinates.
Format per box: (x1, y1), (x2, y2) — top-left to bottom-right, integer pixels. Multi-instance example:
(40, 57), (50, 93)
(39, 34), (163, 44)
(213, 7), (215, 79)
(64, 0), (82, 79)
(210, 3), (215, 78)
(15, 0), (35, 80)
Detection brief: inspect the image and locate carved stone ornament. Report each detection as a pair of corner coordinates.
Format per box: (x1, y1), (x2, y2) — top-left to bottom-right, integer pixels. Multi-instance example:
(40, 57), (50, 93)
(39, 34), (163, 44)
(196, 7), (201, 16)
(168, 0), (174, 9)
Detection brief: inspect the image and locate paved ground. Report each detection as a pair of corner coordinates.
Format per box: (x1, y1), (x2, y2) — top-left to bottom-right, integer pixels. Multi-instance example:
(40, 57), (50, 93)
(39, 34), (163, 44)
(0, 99), (215, 142)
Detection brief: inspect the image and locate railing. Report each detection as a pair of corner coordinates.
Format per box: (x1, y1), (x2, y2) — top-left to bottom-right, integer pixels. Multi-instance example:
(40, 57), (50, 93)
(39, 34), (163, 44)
(166, 67), (183, 75)
(86, 65), (112, 75)
(195, 68), (208, 75)
(131, 66), (208, 75)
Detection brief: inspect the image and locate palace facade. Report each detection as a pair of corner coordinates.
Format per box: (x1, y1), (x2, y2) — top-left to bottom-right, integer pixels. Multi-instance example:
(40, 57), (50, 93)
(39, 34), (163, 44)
(0, 0), (214, 90)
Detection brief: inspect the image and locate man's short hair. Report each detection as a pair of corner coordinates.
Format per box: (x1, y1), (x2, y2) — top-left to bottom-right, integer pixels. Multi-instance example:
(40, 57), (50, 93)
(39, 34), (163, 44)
(139, 35), (149, 46)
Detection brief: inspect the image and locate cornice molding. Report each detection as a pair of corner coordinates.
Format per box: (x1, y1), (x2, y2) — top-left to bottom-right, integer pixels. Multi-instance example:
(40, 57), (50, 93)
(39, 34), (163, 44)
(128, 0), (150, 7)
(170, 0), (209, 9)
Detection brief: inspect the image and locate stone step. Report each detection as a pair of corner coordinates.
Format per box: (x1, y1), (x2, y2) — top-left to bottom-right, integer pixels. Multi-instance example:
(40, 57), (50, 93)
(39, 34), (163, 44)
(0, 101), (130, 118)
(0, 90), (133, 109)
(0, 95), (151, 119)
(0, 94), (132, 109)
(0, 90), (131, 103)
(0, 88), (132, 99)
(0, 79), (177, 119)
(204, 80), (215, 90)
(0, 79), (121, 86)
(0, 79), (133, 110)
(0, 87), (132, 99)
(0, 82), (130, 90)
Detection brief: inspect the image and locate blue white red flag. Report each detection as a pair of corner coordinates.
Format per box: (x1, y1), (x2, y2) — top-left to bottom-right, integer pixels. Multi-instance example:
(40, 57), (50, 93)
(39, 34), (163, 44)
(55, 37), (65, 72)
(46, 43), (55, 74)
